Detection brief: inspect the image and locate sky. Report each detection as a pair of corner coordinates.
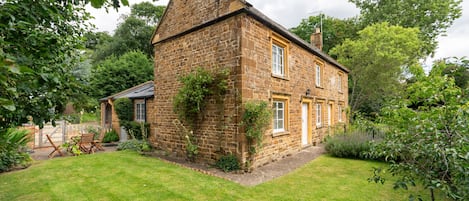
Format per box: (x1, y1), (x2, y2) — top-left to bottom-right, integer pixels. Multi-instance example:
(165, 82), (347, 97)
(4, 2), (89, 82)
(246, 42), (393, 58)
(87, 0), (469, 67)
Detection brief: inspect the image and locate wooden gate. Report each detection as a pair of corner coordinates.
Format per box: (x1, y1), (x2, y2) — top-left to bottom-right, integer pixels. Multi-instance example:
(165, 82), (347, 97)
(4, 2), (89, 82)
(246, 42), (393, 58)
(22, 121), (101, 148)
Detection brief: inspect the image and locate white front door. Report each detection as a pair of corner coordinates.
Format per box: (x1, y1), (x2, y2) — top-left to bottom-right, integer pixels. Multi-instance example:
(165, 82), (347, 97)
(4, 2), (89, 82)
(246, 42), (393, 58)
(328, 104), (332, 126)
(302, 103), (309, 146)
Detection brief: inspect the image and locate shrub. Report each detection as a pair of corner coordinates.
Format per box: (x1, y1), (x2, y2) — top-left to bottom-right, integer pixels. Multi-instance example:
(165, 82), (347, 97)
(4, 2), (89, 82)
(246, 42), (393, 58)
(103, 130), (119, 143)
(121, 121), (149, 140)
(0, 128), (32, 172)
(216, 154), (240, 172)
(64, 114), (80, 124)
(325, 131), (379, 160)
(114, 98), (133, 122)
(117, 139), (151, 152)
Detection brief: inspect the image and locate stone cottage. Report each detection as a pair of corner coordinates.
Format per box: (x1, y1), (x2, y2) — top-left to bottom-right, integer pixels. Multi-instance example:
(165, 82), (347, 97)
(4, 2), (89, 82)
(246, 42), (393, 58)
(100, 81), (154, 141)
(150, 0), (348, 168)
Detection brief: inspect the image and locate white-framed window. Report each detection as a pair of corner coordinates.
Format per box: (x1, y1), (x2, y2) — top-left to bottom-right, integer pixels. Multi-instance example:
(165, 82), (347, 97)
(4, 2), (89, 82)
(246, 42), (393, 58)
(272, 43), (285, 76)
(338, 73), (343, 92)
(273, 100), (285, 133)
(135, 102), (145, 122)
(315, 62), (322, 87)
(338, 104), (343, 122)
(316, 103), (322, 127)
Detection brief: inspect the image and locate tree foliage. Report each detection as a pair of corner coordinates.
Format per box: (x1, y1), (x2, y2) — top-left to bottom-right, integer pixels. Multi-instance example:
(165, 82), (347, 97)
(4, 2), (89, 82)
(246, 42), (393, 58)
(330, 22), (423, 116)
(92, 2), (165, 62)
(440, 57), (469, 93)
(371, 63), (469, 200)
(290, 14), (360, 54)
(350, 0), (463, 56)
(0, 0), (93, 128)
(89, 51), (153, 99)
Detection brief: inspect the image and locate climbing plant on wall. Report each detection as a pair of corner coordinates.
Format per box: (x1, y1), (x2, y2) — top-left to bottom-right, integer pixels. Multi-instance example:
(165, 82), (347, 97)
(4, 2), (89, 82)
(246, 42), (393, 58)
(241, 100), (272, 170)
(173, 67), (229, 161)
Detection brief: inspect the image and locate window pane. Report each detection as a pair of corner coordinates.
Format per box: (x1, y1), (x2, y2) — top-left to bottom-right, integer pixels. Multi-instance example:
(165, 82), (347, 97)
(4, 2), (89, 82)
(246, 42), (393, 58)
(277, 120), (284, 129)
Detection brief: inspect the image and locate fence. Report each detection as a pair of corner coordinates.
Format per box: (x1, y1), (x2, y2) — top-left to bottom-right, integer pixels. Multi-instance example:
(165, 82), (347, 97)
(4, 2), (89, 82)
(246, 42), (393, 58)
(22, 121), (101, 149)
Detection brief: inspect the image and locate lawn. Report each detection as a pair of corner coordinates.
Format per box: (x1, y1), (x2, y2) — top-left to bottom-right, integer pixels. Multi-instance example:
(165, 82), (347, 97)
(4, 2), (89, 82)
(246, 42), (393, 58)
(0, 151), (445, 201)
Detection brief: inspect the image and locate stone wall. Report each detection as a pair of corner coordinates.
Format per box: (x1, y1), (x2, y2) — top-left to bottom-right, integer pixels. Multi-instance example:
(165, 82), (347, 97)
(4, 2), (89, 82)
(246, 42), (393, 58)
(239, 15), (348, 168)
(153, 0), (246, 43)
(151, 0), (348, 168)
(152, 15), (243, 163)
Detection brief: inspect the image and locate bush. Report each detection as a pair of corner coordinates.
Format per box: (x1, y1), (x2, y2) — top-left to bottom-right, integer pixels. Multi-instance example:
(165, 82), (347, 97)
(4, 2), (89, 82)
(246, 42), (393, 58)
(325, 131), (379, 160)
(121, 121), (149, 140)
(117, 139), (151, 152)
(216, 154), (240, 172)
(114, 98), (133, 122)
(64, 114), (80, 124)
(0, 128), (32, 172)
(103, 130), (119, 143)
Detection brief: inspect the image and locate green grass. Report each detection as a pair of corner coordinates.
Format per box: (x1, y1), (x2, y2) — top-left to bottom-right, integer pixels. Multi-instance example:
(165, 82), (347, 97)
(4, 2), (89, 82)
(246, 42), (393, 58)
(0, 151), (446, 201)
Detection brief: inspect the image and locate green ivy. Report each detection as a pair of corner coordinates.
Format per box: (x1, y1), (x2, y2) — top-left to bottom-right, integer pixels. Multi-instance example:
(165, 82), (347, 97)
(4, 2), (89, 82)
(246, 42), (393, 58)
(172, 67), (229, 162)
(242, 101), (271, 154)
(173, 67), (215, 128)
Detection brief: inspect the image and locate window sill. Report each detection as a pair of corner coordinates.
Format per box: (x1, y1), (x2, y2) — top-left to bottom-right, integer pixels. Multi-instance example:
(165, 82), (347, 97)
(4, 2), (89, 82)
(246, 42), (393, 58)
(338, 91), (343, 94)
(316, 126), (323, 129)
(272, 74), (290, 81)
(316, 85), (323, 89)
(272, 131), (290, 137)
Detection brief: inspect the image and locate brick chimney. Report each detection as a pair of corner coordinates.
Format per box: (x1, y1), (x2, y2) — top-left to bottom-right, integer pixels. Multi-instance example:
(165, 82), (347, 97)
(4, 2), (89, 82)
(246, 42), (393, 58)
(310, 27), (323, 51)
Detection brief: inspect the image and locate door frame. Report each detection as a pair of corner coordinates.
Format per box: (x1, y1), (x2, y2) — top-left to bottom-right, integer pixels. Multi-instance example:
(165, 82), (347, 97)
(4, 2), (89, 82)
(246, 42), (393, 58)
(301, 99), (313, 146)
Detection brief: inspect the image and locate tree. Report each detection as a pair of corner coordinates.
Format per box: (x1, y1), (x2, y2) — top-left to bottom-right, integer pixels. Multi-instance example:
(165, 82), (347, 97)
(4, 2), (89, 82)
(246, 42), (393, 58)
(89, 51), (153, 99)
(350, 0), (463, 56)
(371, 63), (469, 200)
(330, 22), (423, 116)
(290, 14), (360, 54)
(440, 57), (469, 92)
(0, 0), (94, 128)
(131, 2), (166, 26)
(92, 2), (166, 61)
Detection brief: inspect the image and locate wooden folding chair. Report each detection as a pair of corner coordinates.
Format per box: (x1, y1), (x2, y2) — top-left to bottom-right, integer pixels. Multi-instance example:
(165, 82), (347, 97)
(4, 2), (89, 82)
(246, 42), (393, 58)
(92, 132), (105, 151)
(79, 133), (95, 154)
(46, 134), (64, 158)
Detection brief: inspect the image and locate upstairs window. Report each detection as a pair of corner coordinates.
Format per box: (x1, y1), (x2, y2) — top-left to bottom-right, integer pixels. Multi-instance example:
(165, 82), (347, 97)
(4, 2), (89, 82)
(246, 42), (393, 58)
(338, 72), (343, 92)
(271, 34), (289, 78)
(315, 61), (324, 87)
(272, 44), (285, 76)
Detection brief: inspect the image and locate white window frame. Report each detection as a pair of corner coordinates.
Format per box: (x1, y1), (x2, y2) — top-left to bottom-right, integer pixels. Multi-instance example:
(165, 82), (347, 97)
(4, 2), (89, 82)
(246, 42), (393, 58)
(338, 73), (343, 92)
(272, 43), (285, 76)
(338, 105), (343, 122)
(315, 63), (322, 87)
(273, 100), (285, 133)
(135, 102), (145, 122)
(316, 103), (322, 127)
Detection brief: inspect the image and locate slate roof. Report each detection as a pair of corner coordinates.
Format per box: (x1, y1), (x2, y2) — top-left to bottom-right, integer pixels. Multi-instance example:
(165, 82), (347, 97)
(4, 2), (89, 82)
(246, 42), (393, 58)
(151, 0), (349, 73)
(99, 81), (154, 102)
